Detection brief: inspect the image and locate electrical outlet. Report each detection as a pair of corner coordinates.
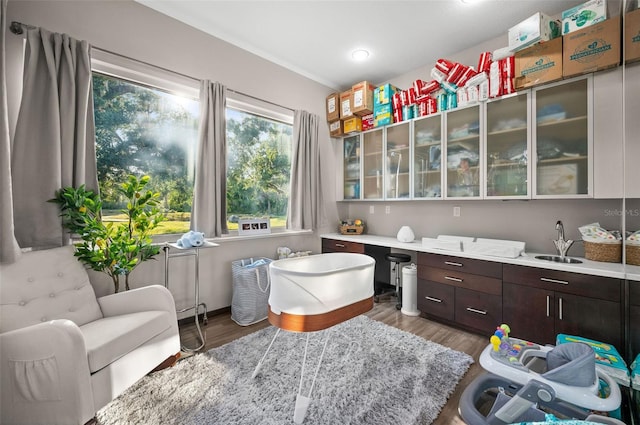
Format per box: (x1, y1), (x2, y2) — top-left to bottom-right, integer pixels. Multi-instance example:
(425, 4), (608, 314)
(385, 205), (391, 214)
(453, 206), (461, 217)
(369, 205), (375, 214)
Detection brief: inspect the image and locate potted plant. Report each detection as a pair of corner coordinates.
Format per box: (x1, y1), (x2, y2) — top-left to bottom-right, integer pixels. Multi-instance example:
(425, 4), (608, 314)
(51, 175), (165, 292)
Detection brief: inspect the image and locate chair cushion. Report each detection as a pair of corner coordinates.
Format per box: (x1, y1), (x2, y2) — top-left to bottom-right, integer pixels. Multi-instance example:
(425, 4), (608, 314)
(80, 311), (172, 373)
(0, 246), (103, 333)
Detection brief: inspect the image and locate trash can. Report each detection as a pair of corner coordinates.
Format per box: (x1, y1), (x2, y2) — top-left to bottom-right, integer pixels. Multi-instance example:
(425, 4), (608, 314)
(231, 257), (273, 326)
(401, 263), (420, 316)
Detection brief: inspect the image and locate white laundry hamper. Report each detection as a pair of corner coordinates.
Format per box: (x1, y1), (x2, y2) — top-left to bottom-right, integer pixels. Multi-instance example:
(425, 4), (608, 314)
(231, 257), (273, 326)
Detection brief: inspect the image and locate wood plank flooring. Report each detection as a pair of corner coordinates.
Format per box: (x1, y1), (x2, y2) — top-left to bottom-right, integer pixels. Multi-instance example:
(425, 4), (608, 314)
(178, 301), (488, 425)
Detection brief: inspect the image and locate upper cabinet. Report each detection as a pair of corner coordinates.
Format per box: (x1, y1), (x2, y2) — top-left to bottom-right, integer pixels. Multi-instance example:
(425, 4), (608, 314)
(444, 104), (482, 199)
(385, 121), (411, 199)
(413, 113), (443, 199)
(532, 75), (592, 198)
(362, 128), (384, 200)
(485, 92), (530, 199)
(343, 135), (360, 200)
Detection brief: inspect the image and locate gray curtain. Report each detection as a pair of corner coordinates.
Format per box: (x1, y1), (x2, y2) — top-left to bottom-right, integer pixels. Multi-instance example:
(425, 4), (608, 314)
(11, 27), (98, 249)
(191, 80), (227, 237)
(0, 0), (20, 263)
(287, 110), (325, 230)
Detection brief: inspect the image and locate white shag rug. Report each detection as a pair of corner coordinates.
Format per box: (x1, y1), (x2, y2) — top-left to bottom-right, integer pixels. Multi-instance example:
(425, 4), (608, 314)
(97, 315), (473, 425)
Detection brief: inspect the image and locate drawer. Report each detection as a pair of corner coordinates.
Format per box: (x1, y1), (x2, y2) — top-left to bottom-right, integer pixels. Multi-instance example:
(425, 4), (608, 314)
(630, 281), (640, 306)
(503, 264), (621, 303)
(321, 238), (365, 253)
(454, 288), (502, 334)
(418, 267), (501, 296)
(417, 279), (454, 321)
(418, 252), (502, 279)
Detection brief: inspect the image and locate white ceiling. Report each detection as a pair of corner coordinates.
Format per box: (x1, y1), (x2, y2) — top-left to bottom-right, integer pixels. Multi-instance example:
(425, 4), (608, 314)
(135, 0), (585, 91)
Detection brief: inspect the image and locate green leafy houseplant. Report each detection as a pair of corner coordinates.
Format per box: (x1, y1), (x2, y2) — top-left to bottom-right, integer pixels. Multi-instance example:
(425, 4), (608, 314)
(51, 175), (165, 293)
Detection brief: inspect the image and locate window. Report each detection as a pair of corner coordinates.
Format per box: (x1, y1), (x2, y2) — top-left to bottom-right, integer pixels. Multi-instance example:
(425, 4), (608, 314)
(92, 72), (199, 235)
(226, 99), (293, 231)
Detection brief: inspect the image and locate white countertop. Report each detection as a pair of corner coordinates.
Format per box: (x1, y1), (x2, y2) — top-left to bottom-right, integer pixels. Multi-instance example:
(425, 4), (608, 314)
(321, 233), (640, 281)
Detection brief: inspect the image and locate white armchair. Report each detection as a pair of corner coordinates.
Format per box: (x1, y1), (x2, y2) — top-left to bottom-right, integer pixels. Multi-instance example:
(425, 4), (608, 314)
(0, 246), (181, 425)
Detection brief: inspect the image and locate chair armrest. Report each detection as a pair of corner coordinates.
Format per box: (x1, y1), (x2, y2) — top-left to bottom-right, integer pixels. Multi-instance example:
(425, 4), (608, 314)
(98, 285), (177, 321)
(0, 320), (95, 424)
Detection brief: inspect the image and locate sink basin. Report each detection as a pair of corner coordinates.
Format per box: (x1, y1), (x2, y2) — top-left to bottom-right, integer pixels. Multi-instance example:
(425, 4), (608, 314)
(535, 255), (583, 264)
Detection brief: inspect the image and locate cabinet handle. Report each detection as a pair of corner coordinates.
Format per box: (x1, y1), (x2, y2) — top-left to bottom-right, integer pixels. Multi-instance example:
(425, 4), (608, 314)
(466, 307), (487, 315)
(444, 276), (463, 282)
(335, 243), (345, 248)
(444, 261), (463, 267)
(425, 296), (442, 303)
(558, 297), (563, 320)
(546, 295), (550, 317)
(540, 277), (569, 285)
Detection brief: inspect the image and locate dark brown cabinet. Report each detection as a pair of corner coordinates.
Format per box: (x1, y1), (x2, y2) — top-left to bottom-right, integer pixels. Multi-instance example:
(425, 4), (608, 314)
(630, 281), (640, 359)
(321, 238), (365, 253)
(417, 253), (502, 334)
(503, 264), (623, 350)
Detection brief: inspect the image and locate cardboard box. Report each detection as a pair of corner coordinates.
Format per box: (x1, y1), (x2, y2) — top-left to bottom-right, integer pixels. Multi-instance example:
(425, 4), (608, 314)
(374, 84), (399, 107)
(562, 17), (621, 78)
(339, 90), (353, 120)
(514, 36), (563, 90)
(373, 103), (393, 127)
(351, 81), (375, 116)
(343, 116), (362, 134)
(562, 0), (608, 35)
(625, 8), (640, 64)
(508, 12), (561, 52)
(326, 93), (340, 122)
(328, 120), (343, 137)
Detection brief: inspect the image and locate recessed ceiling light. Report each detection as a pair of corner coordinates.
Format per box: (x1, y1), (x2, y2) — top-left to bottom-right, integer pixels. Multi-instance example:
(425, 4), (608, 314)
(460, 0), (482, 3)
(351, 49), (370, 61)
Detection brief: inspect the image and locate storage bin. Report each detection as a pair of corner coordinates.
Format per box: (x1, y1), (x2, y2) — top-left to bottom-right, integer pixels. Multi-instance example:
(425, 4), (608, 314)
(231, 257), (273, 326)
(627, 244), (640, 266)
(584, 240), (622, 263)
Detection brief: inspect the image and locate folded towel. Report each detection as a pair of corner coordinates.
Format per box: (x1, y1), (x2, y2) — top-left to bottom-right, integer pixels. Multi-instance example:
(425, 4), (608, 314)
(627, 230), (640, 246)
(579, 222), (620, 243)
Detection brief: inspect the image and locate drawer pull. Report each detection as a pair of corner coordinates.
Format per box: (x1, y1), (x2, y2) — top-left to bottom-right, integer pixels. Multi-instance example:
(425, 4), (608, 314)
(559, 297), (563, 320)
(540, 277), (569, 285)
(466, 307), (487, 315)
(444, 261), (463, 267)
(335, 243), (345, 248)
(425, 296), (443, 303)
(546, 295), (550, 317)
(444, 276), (463, 282)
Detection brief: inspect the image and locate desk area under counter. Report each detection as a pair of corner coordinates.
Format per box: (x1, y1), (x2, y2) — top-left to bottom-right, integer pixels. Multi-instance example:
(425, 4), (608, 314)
(321, 233), (630, 354)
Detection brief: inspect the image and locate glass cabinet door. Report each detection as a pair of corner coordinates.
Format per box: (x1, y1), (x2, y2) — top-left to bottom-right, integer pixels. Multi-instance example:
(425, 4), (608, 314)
(343, 135), (360, 200)
(385, 122), (411, 199)
(445, 104), (481, 198)
(362, 128), (384, 199)
(534, 76), (590, 197)
(413, 114), (442, 198)
(485, 93), (530, 198)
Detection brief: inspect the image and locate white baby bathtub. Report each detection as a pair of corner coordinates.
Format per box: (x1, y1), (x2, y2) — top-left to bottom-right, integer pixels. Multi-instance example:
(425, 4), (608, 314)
(268, 252), (375, 332)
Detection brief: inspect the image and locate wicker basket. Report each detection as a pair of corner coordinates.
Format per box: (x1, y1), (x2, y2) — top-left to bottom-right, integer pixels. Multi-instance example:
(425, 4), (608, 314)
(626, 244), (640, 266)
(583, 240), (622, 263)
(339, 225), (364, 235)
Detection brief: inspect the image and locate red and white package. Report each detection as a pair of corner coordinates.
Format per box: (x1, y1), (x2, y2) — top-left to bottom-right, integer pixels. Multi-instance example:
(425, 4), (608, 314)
(489, 61), (502, 98)
(502, 74), (515, 95)
(435, 58), (454, 75)
(413, 79), (428, 95)
(392, 92), (403, 110)
(477, 51), (492, 74)
(430, 67), (447, 83)
(457, 66), (478, 87)
(464, 72), (488, 88)
(501, 56), (515, 78)
(457, 89), (469, 107)
(393, 106), (403, 123)
(446, 63), (467, 85)
(417, 96), (438, 116)
(401, 87), (417, 105)
(478, 81), (490, 101)
(467, 85), (479, 103)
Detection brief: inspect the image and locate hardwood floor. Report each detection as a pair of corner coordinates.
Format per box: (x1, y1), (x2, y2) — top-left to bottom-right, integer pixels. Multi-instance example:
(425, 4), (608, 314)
(178, 301), (488, 425)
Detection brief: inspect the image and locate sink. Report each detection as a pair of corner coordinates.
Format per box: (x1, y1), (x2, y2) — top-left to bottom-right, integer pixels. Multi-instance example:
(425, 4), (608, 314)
(535, 255), (583, 264)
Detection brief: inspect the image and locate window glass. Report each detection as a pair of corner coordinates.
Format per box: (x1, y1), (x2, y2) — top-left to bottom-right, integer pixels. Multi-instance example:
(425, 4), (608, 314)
(226, 107), (292, 230)
(92, 72), (199, 234)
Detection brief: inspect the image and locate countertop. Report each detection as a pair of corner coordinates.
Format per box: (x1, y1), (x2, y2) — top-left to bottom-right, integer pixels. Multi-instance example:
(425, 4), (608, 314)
(321, 233), (640, 281)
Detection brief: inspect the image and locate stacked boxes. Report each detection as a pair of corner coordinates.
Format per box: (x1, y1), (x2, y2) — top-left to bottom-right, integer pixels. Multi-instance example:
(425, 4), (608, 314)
(326, 92), (340, 122)
(508, 12), (561, 52)
(562, 16), (621, 77)
(373, 84), (399, 127)
(626, 8), (640, 63)
(561, 0), (608, 35)
(343, 116), (362, 134)
(352, 81), (375, 116)
(340, 90), (354, 120)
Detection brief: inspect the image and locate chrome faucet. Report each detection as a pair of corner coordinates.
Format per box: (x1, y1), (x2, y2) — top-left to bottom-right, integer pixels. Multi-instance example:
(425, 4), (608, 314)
(553, 220), (574, 259)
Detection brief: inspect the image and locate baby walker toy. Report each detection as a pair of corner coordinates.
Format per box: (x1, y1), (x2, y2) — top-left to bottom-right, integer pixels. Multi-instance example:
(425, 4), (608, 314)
(458, 324), (623, 425)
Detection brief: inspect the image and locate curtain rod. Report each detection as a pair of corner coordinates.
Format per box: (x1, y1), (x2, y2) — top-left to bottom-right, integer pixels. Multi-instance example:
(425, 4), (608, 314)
(9, 20), (295, 113)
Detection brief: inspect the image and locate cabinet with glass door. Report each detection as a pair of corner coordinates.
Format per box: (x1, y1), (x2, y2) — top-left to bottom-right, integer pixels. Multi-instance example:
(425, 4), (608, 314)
(362, 128), (384, 199)
(385, 121), (411, 199)
(413, 113), (443, 199)
(445, 104), (482, 198)
(343, 135), (360, 200)
(485, 92), (530, 198)
(533, 76), (591, 197)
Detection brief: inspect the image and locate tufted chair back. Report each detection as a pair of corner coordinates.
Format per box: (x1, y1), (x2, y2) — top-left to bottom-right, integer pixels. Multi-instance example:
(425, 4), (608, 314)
(0, 246), (104, 334)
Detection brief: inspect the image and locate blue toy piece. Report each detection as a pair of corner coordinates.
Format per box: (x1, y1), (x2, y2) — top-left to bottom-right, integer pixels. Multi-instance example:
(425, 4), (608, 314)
(176, 230), (205, 248)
